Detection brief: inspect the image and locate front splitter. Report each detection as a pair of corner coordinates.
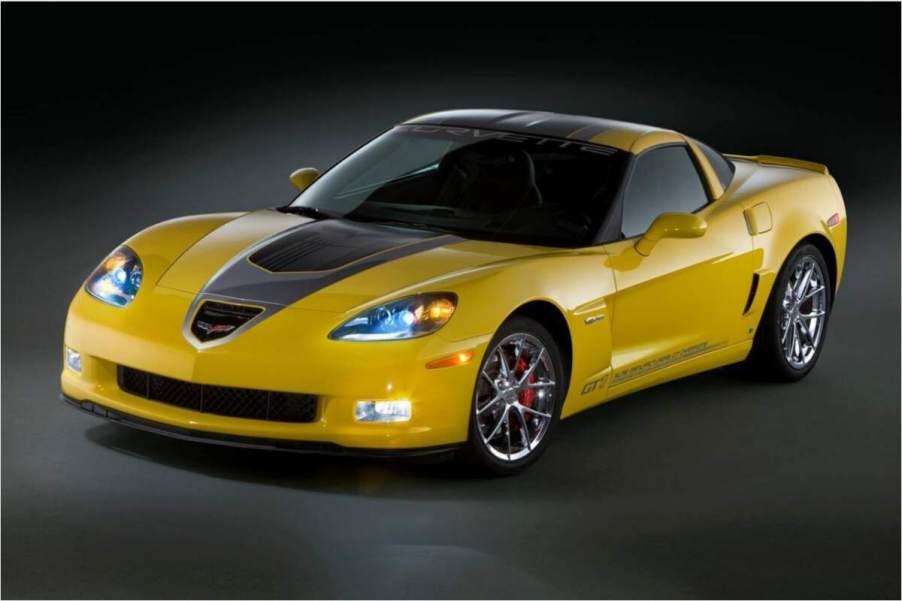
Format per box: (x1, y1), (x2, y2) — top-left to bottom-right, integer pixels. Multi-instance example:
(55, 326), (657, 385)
(62, 393), (461, 459)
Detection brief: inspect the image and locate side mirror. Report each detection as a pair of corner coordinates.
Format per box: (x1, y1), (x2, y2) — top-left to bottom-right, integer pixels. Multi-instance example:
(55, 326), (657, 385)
(289, 167), (321, 192)
(634, 212), (707, 256)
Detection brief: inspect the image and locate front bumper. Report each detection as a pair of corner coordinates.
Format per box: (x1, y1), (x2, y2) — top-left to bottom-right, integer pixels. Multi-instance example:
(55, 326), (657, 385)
(62, 394), (461, 457)
(62, 285), (491, 451)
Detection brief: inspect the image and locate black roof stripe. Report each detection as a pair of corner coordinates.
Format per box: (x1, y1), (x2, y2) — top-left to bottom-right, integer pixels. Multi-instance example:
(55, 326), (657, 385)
(403, 109), (661, 144)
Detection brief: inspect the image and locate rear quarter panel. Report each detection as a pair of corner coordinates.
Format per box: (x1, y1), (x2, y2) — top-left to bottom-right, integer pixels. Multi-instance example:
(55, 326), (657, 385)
(725, 159), (847, 318)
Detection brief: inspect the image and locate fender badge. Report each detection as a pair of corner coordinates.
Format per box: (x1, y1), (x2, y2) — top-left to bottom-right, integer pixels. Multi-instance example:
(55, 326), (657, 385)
(584, 314), (605, 325)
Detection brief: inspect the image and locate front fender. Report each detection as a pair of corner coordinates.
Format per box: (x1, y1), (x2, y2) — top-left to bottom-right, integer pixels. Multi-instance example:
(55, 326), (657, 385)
(429, 250), (617, 418)
(122, 212), (246, 286)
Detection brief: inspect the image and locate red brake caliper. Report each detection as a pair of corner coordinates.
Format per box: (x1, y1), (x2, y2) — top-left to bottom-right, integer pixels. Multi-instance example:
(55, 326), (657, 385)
(515, 356), (537, 408)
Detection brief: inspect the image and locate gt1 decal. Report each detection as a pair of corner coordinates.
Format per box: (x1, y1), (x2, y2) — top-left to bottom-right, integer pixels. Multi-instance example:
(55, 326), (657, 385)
(404, 124), (616, 156)
(581, 375), (608, 395)
(611, 341), (727, 385)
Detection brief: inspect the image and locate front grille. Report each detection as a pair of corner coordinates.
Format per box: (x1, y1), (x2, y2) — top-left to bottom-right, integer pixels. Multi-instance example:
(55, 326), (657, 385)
(190, 301), (263, 343)
(117, 366), (317, 423)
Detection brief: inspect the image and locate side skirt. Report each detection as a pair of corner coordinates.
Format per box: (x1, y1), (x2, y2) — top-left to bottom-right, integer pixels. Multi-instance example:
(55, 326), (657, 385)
(562, 341), (753, 418)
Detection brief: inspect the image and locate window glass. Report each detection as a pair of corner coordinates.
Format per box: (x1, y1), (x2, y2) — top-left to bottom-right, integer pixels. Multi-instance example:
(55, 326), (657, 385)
(692, 138), (734, 190)
(292, 125), (628, 247)
(621, 146), (708, 238)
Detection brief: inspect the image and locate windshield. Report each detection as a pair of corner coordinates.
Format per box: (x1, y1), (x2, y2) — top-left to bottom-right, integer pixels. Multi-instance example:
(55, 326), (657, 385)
(290, 125), (628, 247)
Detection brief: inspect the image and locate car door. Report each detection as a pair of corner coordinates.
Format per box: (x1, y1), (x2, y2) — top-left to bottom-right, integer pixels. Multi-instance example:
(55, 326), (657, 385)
(602, 143), (756, 394)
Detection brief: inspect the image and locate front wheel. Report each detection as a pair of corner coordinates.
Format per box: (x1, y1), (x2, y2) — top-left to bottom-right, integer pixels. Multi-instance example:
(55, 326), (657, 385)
(459, 316), (565, 475)
(744, 243), (833, 381)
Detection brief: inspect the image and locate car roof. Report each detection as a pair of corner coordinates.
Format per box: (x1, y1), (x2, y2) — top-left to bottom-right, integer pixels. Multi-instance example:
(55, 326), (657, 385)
(402, 109), (681, 153)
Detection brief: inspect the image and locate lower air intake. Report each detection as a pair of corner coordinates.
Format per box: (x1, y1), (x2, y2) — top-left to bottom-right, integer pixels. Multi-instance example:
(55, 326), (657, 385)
(117, 366), (317, 423)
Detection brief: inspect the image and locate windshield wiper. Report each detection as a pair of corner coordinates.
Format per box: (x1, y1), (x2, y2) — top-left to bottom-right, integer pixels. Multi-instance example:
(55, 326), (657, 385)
(276, 205), (335, 220)
(344, 214), (456, 235)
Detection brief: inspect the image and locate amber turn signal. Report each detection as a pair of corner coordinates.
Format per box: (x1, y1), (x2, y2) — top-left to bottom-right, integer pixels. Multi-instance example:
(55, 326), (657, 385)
(426, 350), (474, 369)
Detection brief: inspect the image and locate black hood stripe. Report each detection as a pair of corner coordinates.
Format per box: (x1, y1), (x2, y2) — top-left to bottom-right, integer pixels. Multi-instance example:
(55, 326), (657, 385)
(200, 219), (462, 307)
(204, 233), (460, 306)
(181, 218), (462, 348)
(248, 218), (438, 273)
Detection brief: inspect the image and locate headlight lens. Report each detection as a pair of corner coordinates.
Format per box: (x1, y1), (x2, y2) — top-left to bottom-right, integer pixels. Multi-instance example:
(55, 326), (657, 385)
(329, 293), (457, 341)
(85, 246), (143, 307)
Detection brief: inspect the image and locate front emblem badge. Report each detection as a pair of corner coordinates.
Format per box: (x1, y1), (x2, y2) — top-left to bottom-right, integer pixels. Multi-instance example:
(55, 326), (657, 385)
(195, 321), (236, 336)
(190, 300), (264, 343)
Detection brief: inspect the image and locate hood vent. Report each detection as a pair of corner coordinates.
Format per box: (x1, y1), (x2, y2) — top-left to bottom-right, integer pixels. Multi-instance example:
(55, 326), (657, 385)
(248, 219), (436, 272)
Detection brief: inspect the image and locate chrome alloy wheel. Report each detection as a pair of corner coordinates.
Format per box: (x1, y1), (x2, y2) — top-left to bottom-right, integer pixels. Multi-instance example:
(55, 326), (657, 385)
(780, 255), (828, 369)
(474, 333), (557, 461)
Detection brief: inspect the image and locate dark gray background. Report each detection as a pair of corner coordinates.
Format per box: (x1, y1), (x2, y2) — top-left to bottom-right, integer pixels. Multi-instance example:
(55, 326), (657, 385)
(3, 3), (899, 599)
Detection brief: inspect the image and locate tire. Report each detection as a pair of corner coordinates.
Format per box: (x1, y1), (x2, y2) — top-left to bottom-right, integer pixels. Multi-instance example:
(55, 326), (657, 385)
(742, 242), (833, 381)
(458, 316), (566, 475)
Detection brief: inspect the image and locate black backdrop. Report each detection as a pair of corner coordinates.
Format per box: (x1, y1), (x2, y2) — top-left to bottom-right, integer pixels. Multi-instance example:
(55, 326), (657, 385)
(3, 3), (900, 599)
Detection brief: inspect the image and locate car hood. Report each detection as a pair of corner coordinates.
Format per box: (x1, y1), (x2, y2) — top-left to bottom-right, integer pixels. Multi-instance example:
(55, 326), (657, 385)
(156, 209), (551, 313)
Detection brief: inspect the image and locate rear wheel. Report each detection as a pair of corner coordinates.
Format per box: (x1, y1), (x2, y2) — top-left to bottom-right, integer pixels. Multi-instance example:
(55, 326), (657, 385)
(459, 317), (565, 475)
(743, 243), (832, 381)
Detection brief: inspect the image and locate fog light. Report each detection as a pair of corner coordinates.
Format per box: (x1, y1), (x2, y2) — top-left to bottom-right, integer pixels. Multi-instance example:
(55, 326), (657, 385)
(355, 400), (411, 422)
(65, 347), (82, 373)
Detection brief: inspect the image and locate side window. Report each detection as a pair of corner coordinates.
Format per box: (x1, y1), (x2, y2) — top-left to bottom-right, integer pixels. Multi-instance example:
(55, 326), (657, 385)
(693, 138), (734, 191)
(621, 146), (709, 238)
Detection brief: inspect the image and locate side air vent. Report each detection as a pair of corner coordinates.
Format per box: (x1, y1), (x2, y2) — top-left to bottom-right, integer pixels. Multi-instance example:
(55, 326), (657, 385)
(191, 301), (263, 343)
(743, 273), (760, 315)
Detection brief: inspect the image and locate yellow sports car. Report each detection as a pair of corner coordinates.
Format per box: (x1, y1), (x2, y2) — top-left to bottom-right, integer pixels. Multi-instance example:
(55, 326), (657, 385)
(62, 109), (847, 474)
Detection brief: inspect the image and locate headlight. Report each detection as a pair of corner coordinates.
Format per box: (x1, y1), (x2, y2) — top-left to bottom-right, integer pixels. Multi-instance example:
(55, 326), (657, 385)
(85, 245), (143, 307)
(329, 293), (457, 341)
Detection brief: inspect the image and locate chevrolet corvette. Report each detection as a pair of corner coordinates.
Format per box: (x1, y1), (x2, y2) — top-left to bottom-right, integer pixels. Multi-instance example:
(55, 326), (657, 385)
(62, 109), (847, 474)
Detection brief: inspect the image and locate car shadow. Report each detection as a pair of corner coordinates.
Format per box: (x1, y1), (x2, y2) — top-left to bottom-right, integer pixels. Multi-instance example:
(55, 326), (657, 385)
(84, 367), (778, 499)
